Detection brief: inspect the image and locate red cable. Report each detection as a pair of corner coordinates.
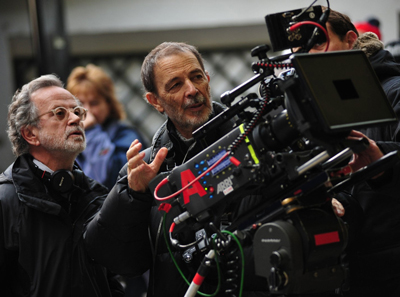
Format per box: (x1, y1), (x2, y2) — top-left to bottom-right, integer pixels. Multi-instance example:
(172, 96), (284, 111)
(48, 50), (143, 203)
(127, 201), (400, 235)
(169, 222), (175, 233)
(289, 21), (330, 52)
(154, 151), (230, 201)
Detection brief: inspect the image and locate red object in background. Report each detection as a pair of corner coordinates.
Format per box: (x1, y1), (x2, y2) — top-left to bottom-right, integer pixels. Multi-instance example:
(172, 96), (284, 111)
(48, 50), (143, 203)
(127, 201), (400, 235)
(354, 21), (382, 40)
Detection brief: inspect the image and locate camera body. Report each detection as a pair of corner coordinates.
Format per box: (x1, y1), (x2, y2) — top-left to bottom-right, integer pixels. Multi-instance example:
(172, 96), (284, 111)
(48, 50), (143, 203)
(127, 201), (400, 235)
(253, 201), (348, 294)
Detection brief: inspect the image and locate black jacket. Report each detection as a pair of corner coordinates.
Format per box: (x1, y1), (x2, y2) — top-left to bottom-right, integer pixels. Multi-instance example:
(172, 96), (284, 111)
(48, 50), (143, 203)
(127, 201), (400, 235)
(338, 141), (400, 297)
(354, 33), (400, 142)
(0, 154), (124, 297)
(340, 33), (400, 297)
(363, 50), (400, 142)
(85, 102), (270, 297)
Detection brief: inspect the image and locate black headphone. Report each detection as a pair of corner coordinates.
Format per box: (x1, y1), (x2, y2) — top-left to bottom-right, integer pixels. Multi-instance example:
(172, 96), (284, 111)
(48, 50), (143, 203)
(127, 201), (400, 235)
(34, 164), (85, 193)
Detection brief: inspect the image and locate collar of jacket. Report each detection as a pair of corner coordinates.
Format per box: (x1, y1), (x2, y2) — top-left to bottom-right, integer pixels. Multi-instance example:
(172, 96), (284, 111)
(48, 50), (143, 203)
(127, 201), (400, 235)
(4, 154), (90, 217)
(353, 32), (384, 58)
(353, 32), (400, 82)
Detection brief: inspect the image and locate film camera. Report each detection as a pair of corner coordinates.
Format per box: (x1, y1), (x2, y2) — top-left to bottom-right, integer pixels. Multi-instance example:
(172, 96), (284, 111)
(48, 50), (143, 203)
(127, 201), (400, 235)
(150, 2), (398, 296)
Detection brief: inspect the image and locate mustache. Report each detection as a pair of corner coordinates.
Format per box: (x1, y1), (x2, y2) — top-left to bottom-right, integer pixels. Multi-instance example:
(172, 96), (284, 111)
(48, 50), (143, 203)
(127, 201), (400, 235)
(66, 126), (85, 137)
(183, 94), (207, 109)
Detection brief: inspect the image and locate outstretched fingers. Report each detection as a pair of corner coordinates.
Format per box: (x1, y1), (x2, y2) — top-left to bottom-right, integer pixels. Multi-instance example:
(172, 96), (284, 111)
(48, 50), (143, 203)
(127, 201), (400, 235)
(126, 145), (168, 193)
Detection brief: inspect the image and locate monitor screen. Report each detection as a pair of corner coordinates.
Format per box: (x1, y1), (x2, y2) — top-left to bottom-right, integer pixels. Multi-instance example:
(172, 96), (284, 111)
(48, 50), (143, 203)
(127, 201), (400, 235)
(291, 50), (397, 132)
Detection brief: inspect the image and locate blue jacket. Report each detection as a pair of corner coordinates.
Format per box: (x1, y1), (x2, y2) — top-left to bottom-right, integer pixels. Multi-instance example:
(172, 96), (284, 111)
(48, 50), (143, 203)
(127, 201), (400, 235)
(77, 119), (147, 190)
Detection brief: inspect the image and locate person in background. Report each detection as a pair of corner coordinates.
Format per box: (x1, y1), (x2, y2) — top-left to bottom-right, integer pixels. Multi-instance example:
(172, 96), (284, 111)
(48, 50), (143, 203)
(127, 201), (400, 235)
(0, 74), (124, 297)
(354, 17), (382, 40)
(67, 64), (148, 190)
(306, 7), (400, 297)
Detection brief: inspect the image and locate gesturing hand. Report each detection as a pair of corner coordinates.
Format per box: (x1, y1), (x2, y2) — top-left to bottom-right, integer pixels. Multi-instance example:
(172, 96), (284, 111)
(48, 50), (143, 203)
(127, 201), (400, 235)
(126, 139), (168, 193)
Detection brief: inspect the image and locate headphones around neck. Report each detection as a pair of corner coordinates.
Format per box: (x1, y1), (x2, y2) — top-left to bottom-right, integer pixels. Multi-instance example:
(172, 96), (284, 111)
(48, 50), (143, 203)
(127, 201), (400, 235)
(34, 164), (85, 193)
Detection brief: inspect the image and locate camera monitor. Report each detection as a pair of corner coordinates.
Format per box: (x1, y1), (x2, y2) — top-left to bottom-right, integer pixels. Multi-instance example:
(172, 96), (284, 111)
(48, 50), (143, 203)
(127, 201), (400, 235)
(265, 5), (325, 52)
(290, 50), (397, 133)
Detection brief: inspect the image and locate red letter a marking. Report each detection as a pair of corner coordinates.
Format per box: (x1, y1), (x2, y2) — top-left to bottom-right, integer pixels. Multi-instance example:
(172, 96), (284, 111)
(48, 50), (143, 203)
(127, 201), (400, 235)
(180, 169), (207, 204)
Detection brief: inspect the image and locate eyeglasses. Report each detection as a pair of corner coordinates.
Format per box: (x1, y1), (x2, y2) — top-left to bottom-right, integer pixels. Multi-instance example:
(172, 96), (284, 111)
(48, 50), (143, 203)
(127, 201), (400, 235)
(38, 106), (88, 122)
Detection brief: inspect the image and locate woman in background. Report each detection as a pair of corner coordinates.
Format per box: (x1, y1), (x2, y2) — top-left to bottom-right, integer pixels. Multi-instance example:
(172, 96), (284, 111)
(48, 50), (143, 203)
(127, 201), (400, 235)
(67, 64), (148, 190)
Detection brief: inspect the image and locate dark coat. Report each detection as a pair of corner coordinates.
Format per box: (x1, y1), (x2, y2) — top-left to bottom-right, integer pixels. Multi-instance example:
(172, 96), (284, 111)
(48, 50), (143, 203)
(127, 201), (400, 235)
(362, 49), (400, 142)
(339, 141), (400, 297)
(0, 154), (123, 297)
(353, 32), (400, 142)
(340, 43), (400, 296)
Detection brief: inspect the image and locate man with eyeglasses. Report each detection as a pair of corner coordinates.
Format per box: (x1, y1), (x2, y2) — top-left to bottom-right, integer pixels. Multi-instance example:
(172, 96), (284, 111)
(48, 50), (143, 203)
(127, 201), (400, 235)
(0, 74), (124, 297)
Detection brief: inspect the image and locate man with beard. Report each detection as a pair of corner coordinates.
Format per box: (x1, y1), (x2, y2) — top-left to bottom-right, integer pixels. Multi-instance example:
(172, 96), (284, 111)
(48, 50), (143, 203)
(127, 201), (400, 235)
(0, 74), (124, 297)
(84, 42), (273, 297)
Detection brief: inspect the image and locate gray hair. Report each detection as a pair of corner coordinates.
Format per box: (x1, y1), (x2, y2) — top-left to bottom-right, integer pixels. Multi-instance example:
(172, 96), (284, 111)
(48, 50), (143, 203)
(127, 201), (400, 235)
(7, 74), (64, 156)
(141, 42), (206, 99)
